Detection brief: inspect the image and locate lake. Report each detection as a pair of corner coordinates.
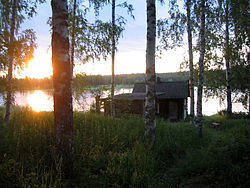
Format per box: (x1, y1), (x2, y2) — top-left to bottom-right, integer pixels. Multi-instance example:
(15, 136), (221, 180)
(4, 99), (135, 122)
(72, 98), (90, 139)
(0, 88), (133, 113)
(0, 88), (247, 115)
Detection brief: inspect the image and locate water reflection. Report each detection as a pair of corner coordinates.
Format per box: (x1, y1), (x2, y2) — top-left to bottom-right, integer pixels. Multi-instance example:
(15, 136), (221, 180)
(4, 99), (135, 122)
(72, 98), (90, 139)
(9, 88), (133, 112)
(0, 88), (247, 115)
(27, 90), (53, 112)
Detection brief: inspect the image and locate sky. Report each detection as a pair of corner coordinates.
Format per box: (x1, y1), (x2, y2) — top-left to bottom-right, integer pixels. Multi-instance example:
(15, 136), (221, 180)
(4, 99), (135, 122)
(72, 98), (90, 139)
(20, 0), (188, 78)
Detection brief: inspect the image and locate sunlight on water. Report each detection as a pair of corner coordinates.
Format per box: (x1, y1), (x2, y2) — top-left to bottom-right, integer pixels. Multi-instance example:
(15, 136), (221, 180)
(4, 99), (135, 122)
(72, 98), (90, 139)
(27, 90), (53, 112)
(0, 88), (246, 115)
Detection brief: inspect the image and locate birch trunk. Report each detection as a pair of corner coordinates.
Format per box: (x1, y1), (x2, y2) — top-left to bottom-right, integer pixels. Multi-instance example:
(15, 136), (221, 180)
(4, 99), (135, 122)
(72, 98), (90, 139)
(70, 0), (77, 77)
(145, 0), (156, 143)
(186, 0), (194, 125)
(51, 0), (74, 178)
(225, 0), (232, 115)
(4, 0), (17, 124)
(111, 0), (116, 117)
(196, 0), (206, 138)
(249, 92), (250, 113)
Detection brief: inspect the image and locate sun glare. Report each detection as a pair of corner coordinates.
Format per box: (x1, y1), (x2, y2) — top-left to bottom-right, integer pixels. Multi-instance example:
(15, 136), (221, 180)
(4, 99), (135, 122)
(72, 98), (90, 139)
(25, 52), (52, 79)
(27, 90), (53, 112)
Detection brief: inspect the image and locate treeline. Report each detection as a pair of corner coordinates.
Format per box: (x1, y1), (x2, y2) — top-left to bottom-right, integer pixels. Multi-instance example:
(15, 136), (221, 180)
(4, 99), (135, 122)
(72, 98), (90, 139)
(1, 69), (242, 91)
(0, 77), (53, 91)
(75, 71), (189, 87)
(1, 69), (243, 92)
(0, 72), (189, 91)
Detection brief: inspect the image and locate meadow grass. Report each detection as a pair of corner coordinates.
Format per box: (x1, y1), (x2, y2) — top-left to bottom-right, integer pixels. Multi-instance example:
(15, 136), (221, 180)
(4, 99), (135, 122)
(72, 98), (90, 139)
(0, 107), (249, 187)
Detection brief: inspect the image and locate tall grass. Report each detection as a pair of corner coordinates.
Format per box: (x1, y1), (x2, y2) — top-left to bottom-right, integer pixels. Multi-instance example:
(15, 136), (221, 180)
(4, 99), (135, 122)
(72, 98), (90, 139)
(0, 107), (249, 187)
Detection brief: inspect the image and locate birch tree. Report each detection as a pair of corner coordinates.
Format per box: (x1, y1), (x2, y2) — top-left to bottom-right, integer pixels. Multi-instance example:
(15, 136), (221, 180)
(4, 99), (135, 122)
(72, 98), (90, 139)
(67, 0), (132, 85)
(229, 0), (249, 112)
(145, 0), (156, 143)
(220, 0), (249, 114)
(186, 0), (195, 125)
(4, 0), (17, 124)
(111, 0), (115, 117)
(224, 0), (232, 114)
(201, 0), (249, 113)
(157, 0), (195, 125)
(157, 0), (186, 50)
(196, 0), (206, 138)
(94, 0), (134, 117)
(1, 0), (40, 124)
(67, 4), (124, 64)
(51, 0), (74, 178)
(70, 0), (77, 76)
(67, 0), (128, 117)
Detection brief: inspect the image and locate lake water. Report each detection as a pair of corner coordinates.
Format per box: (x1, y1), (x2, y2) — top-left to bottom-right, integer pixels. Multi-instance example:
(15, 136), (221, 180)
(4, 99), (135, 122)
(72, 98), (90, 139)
(190, 92), (247, 116)
(0, 88), (133, 112)
(0, 88), (247, 115)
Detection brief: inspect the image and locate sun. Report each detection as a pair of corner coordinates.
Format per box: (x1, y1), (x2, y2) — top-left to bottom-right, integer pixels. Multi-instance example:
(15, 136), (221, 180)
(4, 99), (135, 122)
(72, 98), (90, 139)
(24, 52), (53, 79)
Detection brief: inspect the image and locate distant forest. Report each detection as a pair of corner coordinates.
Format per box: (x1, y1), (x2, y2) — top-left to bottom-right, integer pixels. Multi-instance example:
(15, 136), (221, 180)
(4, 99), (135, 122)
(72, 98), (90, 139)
(0, 72), (190, 91)
(0, 70), (227, 91)
(75, 71), (189, 87)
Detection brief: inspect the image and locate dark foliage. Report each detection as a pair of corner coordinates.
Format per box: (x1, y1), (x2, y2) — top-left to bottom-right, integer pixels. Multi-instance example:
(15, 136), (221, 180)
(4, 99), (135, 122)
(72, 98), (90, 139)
(0, 108), (249, 187)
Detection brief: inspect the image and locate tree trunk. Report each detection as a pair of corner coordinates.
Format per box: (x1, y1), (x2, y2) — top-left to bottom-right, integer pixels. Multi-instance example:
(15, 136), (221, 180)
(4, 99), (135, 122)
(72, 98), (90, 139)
(145, 0), (156, 144)
(196, 0), (206, 138)
(70, 0), (77, 77)
(111, 0), (116, 117)
(4, 0), (17, 124)
(225, 0), (232, 115)
(51, 0), (74, 179)
(248, 92), (250, 113)
(186, 0), (195, 125)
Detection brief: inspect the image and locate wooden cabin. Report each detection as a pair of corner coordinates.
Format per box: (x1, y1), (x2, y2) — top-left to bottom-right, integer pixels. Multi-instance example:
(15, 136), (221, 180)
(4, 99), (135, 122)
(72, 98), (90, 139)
(100, 81), (189, 121)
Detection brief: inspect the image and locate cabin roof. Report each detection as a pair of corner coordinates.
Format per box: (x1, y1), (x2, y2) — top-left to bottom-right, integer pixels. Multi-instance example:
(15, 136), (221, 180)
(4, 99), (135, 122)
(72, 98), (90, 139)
(113, 81), (189, 100)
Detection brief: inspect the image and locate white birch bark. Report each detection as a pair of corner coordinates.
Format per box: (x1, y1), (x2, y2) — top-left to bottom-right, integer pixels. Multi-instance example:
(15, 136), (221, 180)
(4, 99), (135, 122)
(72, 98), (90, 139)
(70, 0), (77, 77)
(145, 0), (156, 143)
(111, 0), (116, 117)
(51, 0), (74, 178)
(196, 0), (206, 138)
(225, 0), (232, 115)
(248, 92), (250, 113)
(4, 0), (17, 124)
(186, 0), (195, 125)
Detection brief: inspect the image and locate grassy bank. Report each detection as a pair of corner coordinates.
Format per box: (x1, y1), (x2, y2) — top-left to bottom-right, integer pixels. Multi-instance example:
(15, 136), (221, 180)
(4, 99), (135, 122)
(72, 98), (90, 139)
(0, 107), (249, 187)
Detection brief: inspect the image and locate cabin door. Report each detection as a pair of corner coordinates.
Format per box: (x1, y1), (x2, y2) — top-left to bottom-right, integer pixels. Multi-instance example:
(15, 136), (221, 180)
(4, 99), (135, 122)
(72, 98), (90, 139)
(169, 101), (178, 120)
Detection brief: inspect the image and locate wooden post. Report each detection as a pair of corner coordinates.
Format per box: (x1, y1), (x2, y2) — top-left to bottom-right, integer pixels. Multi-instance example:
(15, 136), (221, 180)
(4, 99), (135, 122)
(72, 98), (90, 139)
(95, 95), (100, 113)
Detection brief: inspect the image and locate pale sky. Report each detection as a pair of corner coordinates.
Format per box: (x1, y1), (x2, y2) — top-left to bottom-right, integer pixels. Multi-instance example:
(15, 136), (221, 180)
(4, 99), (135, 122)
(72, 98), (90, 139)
(20, 0), (188, 78)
